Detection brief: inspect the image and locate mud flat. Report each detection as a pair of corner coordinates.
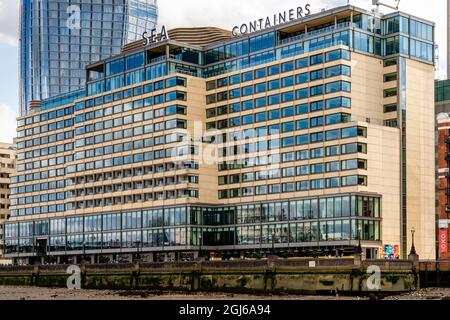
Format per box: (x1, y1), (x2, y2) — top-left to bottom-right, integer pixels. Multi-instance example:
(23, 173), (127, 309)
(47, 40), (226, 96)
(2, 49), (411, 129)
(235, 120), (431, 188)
(0, 286), (448, 300)
(0, 286), (362, 300)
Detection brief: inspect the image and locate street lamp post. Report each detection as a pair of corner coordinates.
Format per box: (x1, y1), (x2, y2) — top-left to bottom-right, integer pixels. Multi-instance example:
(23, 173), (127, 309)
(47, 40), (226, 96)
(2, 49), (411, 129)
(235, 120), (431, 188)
(409, 227), (417, 256)
(271, 231), (276, 256)
(82, 241), (86, 264)
(135, 240), (142, 261)
(198, 234), (202, 260)
(355, 225), (363, 255)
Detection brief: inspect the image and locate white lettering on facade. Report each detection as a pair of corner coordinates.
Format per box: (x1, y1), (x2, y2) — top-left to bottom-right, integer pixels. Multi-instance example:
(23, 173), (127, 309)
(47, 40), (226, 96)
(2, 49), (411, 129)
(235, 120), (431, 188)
(232, 4), (312, 37)
(143, 25), (168, 46)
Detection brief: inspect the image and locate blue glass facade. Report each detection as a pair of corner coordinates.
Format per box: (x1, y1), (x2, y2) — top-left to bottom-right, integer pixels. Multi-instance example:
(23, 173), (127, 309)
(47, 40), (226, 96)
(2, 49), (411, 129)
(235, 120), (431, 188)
(20, 0), (158, 116)
(77, 12), (434, 100)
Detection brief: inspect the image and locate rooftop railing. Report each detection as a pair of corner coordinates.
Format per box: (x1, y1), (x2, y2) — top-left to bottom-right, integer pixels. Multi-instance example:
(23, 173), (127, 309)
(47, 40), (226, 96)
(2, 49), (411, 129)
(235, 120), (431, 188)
(280, 22), (353, 46)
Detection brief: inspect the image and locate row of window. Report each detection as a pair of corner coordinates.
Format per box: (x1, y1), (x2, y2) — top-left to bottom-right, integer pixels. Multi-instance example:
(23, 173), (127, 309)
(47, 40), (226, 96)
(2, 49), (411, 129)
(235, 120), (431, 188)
(18, 119), (74, 138)
(18, 92), (187, 146)
(74, 114), (187, 137)
(12, 162), (200, 196)
(238, 220), (380, 244)
(205, 49), (350, 87)
(21, 130), (186, 162)
(207, 96), (351, 119)
(17, 120), (188, 172)
(218, 175), (368, 199)
(18, 76), (187, 128)
(218, 142), (367, 171)
(18, 107), (74, 128)
(17, 139), (192, 173)
(87, 62), (168, 96)
(12, 175), (200, 206)
(75, 102), (187, 126)
(17, 129), (73, 150)
(202, 37), (348, 78)
(215, 127), (367, 157)
(19, 143), (74, 162)
(235, 196), (380, 225)
(218, 159), (366, 185)
(6, 195), (381, 239)
(9, 191), (200, 217)
(85, 74), (183, 108)
(207, 80), (351, 105)
(207, 63), (350, 99)
(208, 112), (351, 131)
(4, 218), (380, 253)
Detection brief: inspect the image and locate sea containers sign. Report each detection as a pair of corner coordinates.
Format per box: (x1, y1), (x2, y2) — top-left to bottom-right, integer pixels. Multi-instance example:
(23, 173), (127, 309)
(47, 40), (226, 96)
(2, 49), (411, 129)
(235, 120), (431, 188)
(232, 4), (312, 36)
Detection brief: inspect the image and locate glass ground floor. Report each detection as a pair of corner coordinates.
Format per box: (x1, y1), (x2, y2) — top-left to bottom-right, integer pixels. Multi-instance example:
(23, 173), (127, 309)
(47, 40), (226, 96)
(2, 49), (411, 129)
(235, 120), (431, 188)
(13, 242), (382, 265)
(4, 193), (382, 264)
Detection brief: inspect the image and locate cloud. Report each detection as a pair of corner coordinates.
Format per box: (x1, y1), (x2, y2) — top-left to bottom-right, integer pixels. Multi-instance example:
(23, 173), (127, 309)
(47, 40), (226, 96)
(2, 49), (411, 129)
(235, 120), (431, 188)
(0, 103), (17, 144)
(0, 0), (19, 47)
(158, 0), (345, 30)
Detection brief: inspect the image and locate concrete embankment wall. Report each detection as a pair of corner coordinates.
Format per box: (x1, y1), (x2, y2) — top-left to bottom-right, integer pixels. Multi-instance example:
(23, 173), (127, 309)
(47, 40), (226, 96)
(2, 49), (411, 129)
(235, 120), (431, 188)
(419, 261), (450, 288)
(0, 259), (419, 294)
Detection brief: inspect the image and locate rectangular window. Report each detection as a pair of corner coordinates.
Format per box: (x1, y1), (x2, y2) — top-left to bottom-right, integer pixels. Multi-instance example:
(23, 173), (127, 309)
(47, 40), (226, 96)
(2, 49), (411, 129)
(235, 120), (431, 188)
(310, 69), (324, 81)
(310, 116), (324, 128)
(384, 73), (398, 82)
(310, 54), (324, 65)
(268, 79), (280, 91)
(281, 76), (294, 87)
(384, 88), (397, 97)
(310, 85), (324, 97)
(296, 88), (309, 100)
(296, 72), (309, 84)
(242, 85), (254, 96)
(384, 104), (398, 113)
(326, 97), (351, 109)
(268, 64), (280, 76)
(268, 94), (280, 106)
(254, 82), (267, 93)
(281, 91), (294, 103)
(326, 81), (351, 93)
(296, 103), (309, 115)
(296, 57), (309, 69)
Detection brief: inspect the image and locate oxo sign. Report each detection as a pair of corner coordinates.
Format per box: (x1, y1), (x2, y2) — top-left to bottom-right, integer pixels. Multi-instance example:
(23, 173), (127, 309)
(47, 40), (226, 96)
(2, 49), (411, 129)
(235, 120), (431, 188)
(439, 230), (448, 255)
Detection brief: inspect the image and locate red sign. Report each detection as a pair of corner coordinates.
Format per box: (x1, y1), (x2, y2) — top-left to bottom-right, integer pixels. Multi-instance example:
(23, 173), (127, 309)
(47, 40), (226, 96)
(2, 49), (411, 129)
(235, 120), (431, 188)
(439, 230), (448, 255)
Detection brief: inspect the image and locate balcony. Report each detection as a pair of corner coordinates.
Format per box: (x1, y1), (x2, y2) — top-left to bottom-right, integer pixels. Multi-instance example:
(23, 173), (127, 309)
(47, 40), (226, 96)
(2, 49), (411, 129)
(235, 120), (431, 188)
(280, 21), (352, 46)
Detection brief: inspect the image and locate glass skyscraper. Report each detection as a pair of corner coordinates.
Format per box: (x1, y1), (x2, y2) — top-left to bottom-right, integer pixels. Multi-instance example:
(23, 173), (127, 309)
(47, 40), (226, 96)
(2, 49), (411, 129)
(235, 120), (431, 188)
(19, 0), (158, 116)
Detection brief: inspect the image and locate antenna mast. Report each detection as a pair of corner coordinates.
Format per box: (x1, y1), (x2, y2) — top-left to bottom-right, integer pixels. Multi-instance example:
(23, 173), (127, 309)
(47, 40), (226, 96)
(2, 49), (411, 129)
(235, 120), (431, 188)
(372, 0), (400, 12)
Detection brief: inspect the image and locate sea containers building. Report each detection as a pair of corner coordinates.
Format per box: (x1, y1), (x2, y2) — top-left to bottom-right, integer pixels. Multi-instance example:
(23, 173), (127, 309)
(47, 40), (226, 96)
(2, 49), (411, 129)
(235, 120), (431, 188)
(5, 4), (436, 264)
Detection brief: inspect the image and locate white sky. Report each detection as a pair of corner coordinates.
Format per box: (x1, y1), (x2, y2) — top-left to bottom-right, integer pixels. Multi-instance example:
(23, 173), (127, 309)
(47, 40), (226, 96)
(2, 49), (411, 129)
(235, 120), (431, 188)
(0, 0), (446, 143)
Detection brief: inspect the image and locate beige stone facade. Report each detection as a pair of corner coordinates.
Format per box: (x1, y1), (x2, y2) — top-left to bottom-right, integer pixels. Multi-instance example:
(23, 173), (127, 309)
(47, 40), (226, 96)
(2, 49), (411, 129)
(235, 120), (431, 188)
(0, 142), (16, 262)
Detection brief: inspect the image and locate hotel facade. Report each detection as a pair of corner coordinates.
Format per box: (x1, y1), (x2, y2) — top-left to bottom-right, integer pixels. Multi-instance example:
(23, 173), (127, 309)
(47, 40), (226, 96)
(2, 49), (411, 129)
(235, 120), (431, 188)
(5, 4), (436, 264)
(0, 143), (16, 263)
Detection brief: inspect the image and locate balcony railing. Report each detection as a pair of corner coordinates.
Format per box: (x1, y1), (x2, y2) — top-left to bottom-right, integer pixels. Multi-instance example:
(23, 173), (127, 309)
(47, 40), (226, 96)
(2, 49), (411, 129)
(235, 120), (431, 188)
(148, 55), (166, 65)
(280, 22), (352, 46)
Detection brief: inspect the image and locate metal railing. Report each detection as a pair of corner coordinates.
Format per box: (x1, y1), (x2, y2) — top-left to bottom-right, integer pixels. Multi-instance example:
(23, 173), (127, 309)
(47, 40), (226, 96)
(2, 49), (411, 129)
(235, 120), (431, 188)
(147, 55), (166, 64)
(0, 258), (419, 272)
(280, 22), (353, 46)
